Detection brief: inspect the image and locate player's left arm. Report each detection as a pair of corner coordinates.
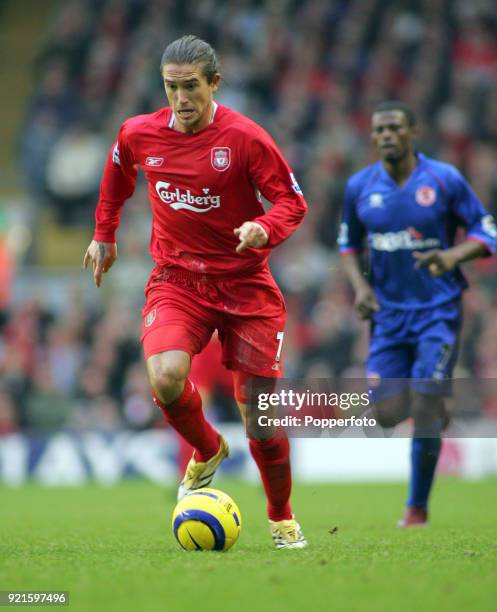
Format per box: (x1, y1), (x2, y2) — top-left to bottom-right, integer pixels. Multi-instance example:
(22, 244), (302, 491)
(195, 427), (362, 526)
(234, 221), (269, 253)
(413, 240), (488, 276)
(235, 130), (308, 251)
(414, 169), (497, 277)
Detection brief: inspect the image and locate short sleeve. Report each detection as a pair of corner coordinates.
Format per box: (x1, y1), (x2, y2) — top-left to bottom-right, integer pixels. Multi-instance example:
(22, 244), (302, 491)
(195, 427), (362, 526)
(338, 179), (365, 254)
(450, 169), (497, 255)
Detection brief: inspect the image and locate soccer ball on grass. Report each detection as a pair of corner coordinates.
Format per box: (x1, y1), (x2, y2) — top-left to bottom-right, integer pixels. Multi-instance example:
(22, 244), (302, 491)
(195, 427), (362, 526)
(172, 488), (242, 551)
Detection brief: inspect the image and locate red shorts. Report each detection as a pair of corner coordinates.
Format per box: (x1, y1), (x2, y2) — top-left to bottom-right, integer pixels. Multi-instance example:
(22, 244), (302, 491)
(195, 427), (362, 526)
(140, 266), (287, 378)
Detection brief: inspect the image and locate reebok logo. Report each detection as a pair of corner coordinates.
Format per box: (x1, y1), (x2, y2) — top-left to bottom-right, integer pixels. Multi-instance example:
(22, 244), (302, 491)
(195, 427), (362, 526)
(146, 157), (164, 167)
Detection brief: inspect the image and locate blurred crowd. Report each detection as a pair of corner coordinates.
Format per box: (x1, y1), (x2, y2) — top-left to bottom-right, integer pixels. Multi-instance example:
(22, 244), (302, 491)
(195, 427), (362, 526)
(2, 0), (497, 432)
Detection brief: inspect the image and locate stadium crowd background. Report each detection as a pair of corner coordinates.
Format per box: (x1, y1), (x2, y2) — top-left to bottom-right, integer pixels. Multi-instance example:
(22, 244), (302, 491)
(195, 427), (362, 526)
(1, 0), (497, 434)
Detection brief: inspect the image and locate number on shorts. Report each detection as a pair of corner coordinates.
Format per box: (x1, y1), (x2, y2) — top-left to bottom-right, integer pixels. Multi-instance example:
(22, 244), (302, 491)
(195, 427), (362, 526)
(275, 331), (284, 363)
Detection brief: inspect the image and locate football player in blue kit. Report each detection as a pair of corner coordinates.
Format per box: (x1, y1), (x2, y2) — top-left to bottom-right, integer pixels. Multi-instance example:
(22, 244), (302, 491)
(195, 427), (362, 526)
(338, 101), (497, 527)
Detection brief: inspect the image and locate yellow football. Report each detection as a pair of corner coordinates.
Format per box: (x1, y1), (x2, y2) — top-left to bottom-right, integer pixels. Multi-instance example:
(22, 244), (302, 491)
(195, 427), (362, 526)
(172, 488), (242, 551)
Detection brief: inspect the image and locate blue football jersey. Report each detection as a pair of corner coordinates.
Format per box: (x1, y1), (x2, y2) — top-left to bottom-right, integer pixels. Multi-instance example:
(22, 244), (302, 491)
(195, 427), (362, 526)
(338, 153), (497, 309)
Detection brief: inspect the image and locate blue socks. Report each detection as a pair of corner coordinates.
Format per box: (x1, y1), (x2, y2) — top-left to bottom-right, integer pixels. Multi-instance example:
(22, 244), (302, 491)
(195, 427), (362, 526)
(407, 437), (442, 509)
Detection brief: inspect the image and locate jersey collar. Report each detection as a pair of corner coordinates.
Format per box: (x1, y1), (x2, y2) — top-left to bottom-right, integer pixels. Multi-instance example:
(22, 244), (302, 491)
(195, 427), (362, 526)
(378, 151), (424, 189)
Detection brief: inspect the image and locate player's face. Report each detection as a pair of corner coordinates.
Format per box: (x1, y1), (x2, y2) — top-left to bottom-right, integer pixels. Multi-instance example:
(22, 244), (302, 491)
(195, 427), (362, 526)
(162, 63), (220, 134)
(371, 111), (414, 163)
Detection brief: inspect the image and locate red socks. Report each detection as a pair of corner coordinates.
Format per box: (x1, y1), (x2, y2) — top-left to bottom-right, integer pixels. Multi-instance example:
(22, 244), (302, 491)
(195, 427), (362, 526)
(249, 435), (292, 521)
(154, 378), (293, 521)
(153, 379), (220, 462)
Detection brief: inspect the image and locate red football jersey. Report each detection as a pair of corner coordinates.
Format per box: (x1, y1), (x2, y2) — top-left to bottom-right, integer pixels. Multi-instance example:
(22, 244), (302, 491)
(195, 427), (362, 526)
(93, 104), (307, 275)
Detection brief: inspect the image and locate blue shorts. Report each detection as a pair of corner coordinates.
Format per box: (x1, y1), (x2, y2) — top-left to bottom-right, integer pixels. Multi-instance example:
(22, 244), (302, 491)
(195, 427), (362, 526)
(367, 299), (462, 399)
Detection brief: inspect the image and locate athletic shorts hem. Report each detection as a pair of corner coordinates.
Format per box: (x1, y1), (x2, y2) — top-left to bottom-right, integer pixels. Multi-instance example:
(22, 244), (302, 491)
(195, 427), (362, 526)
(411, 379), (452, 397)
(369, 379), (452, 403)
(222, 359), (283, 379)
(143, 343), (195, 360)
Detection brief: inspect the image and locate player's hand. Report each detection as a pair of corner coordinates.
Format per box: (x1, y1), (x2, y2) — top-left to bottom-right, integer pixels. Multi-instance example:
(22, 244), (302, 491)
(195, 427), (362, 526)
(234, 222), (268, 253)
(83, 240), (117, 287)
(355, 286), (380, 320)
(413, 250), (457, 277)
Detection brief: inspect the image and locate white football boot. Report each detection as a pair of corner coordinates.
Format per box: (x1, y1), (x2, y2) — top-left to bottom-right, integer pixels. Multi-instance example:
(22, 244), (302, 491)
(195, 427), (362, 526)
(269, 515), (308, 549)
(177, 435), (229, 501)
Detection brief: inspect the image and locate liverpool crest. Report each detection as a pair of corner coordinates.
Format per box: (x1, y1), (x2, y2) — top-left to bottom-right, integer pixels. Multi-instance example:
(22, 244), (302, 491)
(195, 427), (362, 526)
(144, 309), (157, 328)
(211, 147), (231, 172)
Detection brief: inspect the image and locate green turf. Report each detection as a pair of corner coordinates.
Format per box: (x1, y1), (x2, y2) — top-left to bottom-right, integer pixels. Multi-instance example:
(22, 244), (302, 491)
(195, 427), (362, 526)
(1, 479), (496, 612)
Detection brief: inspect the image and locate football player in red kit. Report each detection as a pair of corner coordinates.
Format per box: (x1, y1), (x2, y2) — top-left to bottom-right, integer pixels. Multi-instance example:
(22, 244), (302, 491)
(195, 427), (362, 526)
(84, 35), (308, 548)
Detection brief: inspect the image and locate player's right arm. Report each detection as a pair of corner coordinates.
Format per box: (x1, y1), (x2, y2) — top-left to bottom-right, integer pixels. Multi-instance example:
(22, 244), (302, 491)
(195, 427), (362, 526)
(338, 179), (379, 320)
(341, 254), (379, 320)
(83, 240), (117, 288)
(83, 122), (138, 287)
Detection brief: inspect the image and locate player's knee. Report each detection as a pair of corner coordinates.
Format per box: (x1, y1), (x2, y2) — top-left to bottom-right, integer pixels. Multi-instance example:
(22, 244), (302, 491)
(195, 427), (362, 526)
(411, 393), (444, 432)
(146, 351), (190, 402)
(232, 371), (276, 406)
(373, 409), (401, 429)
(232, 372), (278, 440)
(372, 394), (409, 428)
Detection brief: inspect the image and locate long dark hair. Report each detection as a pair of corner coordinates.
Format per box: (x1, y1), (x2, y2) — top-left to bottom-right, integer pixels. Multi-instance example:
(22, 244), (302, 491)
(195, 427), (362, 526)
(160, 35), (219, 84)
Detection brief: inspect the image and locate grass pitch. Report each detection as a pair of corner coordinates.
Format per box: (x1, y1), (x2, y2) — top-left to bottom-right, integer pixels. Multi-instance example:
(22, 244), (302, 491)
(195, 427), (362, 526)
(1, 479), (496, 612)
